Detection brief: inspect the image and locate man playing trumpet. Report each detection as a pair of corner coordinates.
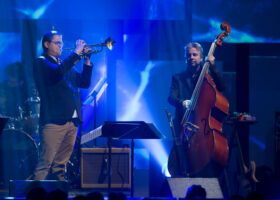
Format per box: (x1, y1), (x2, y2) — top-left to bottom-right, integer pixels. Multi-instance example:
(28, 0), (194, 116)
(32, 30), (93, 180)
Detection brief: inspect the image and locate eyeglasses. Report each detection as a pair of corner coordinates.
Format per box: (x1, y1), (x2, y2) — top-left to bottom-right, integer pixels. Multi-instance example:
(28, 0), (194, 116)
(51, 41), (63, 46)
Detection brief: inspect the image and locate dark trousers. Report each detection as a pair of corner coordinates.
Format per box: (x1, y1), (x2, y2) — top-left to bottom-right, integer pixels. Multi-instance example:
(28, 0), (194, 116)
(173, 118), (188, 176)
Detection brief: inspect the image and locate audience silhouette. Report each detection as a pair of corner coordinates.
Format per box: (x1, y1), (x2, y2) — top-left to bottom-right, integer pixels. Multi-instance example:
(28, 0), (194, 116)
(25, 187), (47, 200)
(185, 185), (206, 200)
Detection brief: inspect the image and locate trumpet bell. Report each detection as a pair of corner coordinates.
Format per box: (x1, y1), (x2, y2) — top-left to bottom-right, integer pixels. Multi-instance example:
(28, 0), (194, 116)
(105, 37), (115, 50)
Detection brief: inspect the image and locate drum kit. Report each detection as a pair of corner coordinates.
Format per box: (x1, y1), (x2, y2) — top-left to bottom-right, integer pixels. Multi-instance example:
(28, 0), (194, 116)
(0, 92), (40, 183)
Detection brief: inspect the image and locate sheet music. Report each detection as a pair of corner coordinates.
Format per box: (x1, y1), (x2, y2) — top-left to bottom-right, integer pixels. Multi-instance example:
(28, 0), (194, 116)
(81, 126), (102, 144)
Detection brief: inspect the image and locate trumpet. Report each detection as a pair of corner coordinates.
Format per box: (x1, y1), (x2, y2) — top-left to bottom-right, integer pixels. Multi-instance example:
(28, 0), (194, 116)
(64, 37), (116, 54)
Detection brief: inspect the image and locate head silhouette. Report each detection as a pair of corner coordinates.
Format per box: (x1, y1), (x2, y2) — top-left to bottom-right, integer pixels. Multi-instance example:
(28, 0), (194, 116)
(87, 191), (104, 200)
(185, 185), (206, 200)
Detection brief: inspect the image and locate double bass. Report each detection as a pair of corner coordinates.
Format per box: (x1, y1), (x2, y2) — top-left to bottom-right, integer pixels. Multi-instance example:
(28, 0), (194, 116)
(168, 22), (231, 177)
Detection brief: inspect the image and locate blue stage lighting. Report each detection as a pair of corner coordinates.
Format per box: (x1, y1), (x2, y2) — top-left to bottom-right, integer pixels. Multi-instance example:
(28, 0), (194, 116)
(193, 15), (280, 43)
(13, 0), (55, 19)
(249, 135), (266, 150)
(138, 139), (170, 177)
(119, 61), (155, 121)
(161, 162), (171, 177)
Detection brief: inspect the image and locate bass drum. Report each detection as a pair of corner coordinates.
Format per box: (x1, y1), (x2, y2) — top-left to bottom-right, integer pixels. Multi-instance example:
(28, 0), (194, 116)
(0, 129), (38, 183)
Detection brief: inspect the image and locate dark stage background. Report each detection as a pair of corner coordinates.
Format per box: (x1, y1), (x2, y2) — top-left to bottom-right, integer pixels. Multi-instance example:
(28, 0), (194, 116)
(1, 0), (280, 197)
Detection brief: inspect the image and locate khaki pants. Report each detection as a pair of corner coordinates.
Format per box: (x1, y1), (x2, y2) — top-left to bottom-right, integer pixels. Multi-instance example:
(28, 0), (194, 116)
(33, 122), (77, 180)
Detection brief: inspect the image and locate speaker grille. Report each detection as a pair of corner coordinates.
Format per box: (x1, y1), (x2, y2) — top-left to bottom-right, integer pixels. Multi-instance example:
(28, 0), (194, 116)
(81, 148), (131, 188)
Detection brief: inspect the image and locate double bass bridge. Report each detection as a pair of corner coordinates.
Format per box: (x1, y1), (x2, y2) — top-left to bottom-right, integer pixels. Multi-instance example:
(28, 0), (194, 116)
(183, 122), (200, 142)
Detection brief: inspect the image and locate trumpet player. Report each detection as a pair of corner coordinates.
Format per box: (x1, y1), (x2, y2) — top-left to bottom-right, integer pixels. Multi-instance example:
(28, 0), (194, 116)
(32, 30), (93, 180)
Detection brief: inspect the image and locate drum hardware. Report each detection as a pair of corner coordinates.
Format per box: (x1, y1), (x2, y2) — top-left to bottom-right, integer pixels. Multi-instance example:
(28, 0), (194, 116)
(18, 105), (24, 120)
(5, 117), (21, 130)
(21, 95), (40, 138)
(0, 129), (38, 182)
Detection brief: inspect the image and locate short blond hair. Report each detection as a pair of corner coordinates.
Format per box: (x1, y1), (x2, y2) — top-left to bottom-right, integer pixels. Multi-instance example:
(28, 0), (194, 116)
(184, 42), (204, 59)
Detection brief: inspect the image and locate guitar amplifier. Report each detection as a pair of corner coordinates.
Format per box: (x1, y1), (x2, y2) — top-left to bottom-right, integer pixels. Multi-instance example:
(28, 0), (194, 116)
(81, 148), (131, 188)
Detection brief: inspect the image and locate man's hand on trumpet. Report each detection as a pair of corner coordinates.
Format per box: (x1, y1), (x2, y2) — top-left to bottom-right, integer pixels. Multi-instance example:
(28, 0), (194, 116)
(74, 39), (93, 65)
(74, 39), (86, 55)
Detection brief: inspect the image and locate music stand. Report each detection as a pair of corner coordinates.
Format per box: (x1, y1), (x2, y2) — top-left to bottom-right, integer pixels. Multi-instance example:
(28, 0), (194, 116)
(0, 117), (9, 134)
(100, 121), (165, 197)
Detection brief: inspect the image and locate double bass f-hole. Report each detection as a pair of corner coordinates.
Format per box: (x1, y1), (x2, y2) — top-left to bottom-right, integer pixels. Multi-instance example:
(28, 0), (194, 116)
(201, 118), (210, 135)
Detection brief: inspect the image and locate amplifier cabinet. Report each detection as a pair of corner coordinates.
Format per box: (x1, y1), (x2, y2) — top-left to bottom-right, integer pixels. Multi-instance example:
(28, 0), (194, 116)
(81, 148), (131, 188)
